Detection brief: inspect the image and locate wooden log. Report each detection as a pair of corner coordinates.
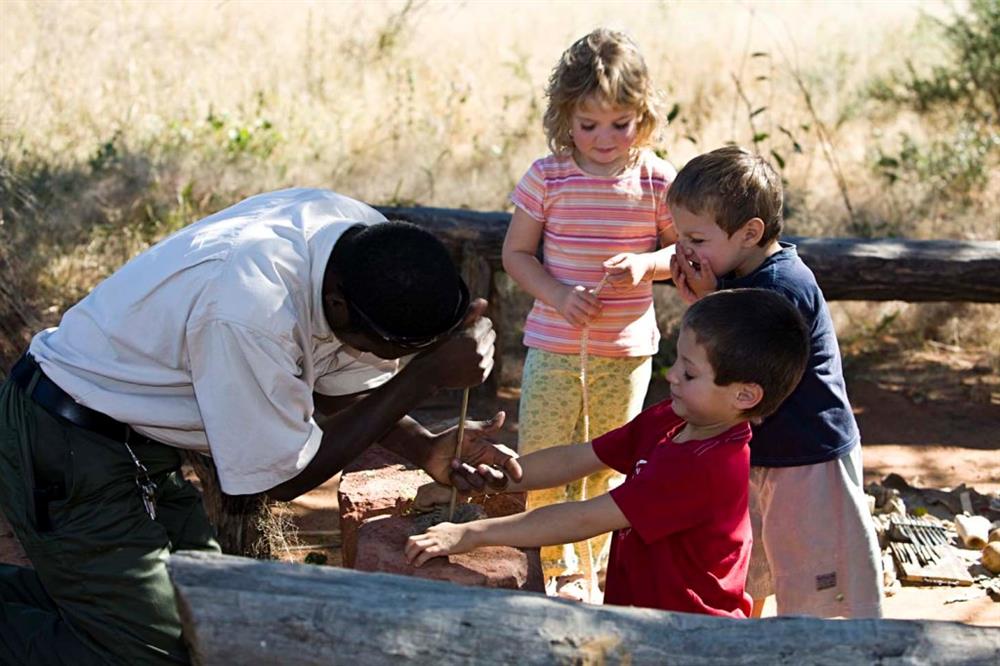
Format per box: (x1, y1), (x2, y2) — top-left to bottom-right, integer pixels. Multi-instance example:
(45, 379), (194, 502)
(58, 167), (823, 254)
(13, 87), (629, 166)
(169, 551), (1000, 666)
(376, 206), (1000, 303)
(785, 236), (1000, 303)
(376, 206), (509, 266)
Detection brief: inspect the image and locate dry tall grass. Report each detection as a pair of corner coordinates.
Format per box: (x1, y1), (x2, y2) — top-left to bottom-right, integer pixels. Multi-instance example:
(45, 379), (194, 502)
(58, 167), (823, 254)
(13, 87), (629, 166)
(1, 0), (997, 372)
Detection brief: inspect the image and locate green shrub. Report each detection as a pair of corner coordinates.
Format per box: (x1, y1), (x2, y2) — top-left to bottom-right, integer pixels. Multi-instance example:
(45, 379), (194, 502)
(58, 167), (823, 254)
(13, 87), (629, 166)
(869, 0), (1000, 203)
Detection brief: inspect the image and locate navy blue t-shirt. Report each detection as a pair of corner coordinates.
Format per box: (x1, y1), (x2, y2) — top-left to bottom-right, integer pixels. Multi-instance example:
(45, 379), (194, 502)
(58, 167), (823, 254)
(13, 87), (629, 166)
(718, 243), (859, 467)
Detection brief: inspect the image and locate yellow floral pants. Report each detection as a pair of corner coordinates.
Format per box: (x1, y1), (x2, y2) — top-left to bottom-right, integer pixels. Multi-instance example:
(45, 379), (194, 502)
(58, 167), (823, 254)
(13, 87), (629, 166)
(517, 348), (652, 582)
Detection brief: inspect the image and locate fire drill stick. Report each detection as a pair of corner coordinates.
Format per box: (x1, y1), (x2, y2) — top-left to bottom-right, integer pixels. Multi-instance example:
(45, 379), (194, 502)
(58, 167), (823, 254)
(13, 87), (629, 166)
(447, 387), (471, 521)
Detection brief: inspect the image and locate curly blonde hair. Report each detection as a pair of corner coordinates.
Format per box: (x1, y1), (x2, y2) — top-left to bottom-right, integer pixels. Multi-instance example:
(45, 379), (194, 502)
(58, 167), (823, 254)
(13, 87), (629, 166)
(543, 28), (661, 156)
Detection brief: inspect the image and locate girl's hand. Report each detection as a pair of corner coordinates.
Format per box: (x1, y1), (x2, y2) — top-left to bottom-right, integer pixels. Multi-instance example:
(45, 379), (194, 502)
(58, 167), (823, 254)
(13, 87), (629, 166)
(669, 246), (717, 303)
(557, 285), (602, 327)
(405, 522), (477, 567)
(603, 253), (651, 289)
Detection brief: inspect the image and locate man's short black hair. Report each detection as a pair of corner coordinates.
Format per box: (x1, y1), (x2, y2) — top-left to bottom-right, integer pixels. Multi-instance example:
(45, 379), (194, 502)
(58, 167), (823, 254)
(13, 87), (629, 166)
(337, 221), (465, 341)
(682, 288), (809, 420)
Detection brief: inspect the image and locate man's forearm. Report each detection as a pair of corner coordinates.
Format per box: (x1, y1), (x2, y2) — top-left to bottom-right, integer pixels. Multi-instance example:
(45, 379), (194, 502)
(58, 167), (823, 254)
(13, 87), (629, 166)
(267, 366), (437, 501)
(379, 415), (435, 468)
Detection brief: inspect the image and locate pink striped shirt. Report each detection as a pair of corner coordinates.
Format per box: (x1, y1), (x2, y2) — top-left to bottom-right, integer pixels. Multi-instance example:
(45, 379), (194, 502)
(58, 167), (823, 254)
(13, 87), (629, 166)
(510, 150), (676, 357)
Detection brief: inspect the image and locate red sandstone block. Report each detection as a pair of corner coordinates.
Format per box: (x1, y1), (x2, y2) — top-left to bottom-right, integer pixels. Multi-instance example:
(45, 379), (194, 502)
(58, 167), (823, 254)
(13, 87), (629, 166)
(339, 448), (430, 568)
(355, 514), (544, 592)
(339, 445), (528, 567)
(343, 444), (413, 474)
(482, 491), (526, 517)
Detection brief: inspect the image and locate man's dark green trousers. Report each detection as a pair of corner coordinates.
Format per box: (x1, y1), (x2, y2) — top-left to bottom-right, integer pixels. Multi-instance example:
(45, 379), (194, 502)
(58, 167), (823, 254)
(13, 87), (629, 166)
(0, 359), (220, 665)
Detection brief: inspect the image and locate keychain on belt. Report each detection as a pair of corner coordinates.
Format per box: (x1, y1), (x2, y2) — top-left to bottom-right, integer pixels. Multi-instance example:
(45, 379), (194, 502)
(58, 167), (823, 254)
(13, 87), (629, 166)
(124, 439), (157, 520)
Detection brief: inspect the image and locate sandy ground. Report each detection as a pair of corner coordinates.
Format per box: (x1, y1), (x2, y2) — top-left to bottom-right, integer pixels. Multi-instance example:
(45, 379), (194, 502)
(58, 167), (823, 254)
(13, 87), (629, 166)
(2, 363), (998, 627)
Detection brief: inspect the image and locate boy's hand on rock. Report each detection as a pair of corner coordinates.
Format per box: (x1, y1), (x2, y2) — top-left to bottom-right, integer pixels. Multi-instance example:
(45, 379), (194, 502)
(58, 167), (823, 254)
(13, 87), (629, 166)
(557, 285), (602, 327)
(405, 522), (476, 567)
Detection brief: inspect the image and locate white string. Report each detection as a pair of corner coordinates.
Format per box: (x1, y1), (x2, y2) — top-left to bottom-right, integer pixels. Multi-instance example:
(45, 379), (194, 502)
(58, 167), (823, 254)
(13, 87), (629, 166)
(578, 273), (608, 602)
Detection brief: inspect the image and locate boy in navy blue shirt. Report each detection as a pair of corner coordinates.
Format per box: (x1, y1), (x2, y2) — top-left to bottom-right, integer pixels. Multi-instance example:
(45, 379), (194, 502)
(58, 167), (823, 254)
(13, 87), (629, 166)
(668, 146), (882, 618)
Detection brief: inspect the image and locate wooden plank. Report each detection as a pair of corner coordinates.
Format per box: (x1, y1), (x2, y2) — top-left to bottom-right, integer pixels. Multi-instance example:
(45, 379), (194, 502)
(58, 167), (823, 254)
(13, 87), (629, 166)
(376, 206), (1000, 303)
(169, 551), (1000, 666)
(890, 542), (974, 586)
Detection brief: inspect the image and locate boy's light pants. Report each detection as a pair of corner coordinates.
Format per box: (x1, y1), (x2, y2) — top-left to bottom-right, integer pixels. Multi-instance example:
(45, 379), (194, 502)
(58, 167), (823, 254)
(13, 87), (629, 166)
(747, 445), (884, 618)
(517, 348), (651, 582)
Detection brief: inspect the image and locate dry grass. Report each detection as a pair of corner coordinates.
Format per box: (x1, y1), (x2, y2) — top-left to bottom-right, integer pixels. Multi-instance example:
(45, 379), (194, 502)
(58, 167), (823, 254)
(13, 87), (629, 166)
(1, 0), (997, 368)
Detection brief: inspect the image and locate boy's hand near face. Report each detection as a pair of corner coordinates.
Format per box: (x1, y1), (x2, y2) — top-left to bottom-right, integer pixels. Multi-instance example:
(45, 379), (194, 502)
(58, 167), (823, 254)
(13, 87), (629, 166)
(670, 246), (717, 303)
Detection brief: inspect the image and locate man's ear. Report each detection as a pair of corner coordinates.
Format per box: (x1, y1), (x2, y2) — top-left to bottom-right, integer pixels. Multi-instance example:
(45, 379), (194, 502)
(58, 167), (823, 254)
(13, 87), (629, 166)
(733, 382), (764, 412)
(738, 218), (766, 247)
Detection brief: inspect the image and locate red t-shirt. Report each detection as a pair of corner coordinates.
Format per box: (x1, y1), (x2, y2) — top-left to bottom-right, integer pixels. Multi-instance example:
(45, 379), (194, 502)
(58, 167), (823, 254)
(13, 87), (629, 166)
(593, 400), (752, 617)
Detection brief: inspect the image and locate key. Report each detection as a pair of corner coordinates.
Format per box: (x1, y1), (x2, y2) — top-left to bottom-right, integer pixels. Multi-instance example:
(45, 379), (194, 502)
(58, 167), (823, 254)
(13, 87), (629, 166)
(136, 476), (157, 521)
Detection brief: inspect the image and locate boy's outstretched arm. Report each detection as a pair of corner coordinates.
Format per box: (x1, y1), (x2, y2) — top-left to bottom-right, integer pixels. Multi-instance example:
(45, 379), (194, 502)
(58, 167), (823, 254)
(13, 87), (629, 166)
(404, 493), (628, 567)
(415, 441), (608, 509)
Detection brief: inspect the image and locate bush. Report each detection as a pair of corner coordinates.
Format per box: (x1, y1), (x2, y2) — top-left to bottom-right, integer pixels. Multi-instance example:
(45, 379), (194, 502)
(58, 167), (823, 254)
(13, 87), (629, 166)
(869, 0), (1000, 204)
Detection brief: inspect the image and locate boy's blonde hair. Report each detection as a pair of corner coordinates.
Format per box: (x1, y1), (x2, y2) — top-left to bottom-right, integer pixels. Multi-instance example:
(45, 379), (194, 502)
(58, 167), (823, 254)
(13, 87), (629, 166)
(543, 28), (661, 156)
(667, 146), (784, 246)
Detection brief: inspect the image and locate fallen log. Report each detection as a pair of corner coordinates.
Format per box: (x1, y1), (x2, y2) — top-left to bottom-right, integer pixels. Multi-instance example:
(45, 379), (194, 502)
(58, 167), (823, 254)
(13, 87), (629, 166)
(789, 236), (1000, 302)
(169, 551), (1000, 665)
(376, 206), (1000, 303)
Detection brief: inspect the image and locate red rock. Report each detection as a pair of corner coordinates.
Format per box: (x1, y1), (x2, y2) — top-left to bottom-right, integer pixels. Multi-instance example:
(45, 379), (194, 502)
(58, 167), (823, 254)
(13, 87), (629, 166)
(339, 446), (539, 584)
(355, 514), (544, 592)
(338, 447), (429, 567)
(343, 444), (413, 474)
(482, 491), (526, 517)
(339, 445), (527, 567)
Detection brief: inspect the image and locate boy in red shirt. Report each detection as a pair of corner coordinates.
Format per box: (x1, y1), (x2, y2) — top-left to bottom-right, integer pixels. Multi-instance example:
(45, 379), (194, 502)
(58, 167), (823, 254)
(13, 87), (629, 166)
(405, 288), (809, 616)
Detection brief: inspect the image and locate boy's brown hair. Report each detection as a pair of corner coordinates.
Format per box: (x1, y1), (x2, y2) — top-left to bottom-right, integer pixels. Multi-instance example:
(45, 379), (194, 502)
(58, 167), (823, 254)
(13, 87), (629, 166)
(681, 288), (809, 420)
(543, 28), (661, 156)
(667, 146), (783, 246)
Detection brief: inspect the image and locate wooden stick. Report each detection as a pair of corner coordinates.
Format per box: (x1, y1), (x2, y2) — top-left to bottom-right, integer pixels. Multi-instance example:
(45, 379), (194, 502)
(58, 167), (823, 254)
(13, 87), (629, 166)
(447, 387), (471, 521)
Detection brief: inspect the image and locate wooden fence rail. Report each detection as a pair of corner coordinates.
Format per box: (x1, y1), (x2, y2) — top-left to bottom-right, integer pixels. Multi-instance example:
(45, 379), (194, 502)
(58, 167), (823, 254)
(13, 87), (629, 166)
(376, 206), (1000, 303)
(169, 551), (1000, 666)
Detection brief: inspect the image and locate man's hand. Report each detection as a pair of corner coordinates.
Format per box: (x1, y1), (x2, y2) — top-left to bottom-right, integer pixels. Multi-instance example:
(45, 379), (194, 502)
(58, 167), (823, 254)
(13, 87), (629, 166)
(603, 252), (651, 290)
(405, 521), (478, 567)
(669, 246), (717, 303)
(557, 285), (602, 327)
(408, 298), (496, 390)
(412, 481), (457, 512)
(422, 411), (522, 492)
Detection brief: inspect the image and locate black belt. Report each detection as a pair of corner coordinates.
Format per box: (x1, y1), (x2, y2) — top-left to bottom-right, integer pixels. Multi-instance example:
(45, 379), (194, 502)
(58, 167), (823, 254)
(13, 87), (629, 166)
(10, 353), (150, 445)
